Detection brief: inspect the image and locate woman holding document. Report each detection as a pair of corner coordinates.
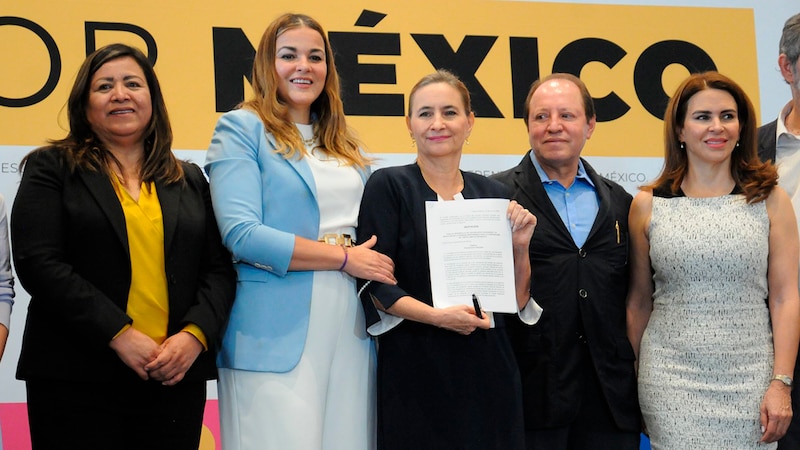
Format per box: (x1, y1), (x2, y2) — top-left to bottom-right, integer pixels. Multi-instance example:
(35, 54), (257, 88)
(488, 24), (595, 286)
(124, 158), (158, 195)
(357, 69), (538, 450)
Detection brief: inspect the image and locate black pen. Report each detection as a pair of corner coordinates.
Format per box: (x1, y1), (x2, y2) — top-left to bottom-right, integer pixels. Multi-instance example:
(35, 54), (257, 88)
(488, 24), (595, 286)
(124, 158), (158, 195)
(472, 293), (483, 319)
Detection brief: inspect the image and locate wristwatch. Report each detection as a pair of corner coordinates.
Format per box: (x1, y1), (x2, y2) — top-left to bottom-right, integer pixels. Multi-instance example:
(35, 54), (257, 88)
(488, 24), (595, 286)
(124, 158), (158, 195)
(771, 374), (793, 388)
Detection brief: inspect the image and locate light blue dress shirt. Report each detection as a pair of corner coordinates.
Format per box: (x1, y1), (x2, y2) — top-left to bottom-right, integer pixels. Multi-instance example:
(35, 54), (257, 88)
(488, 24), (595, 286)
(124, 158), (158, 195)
(530, 153), (599, 248)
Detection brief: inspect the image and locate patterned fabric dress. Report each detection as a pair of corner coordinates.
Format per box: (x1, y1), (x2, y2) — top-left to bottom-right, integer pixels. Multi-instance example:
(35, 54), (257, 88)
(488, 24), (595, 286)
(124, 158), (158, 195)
(638, 193), (775, 449)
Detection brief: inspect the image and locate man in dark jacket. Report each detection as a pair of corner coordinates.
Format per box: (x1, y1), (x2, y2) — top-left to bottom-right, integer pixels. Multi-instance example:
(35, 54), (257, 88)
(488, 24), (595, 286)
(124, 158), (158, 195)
(757, 13), (800, 449)
(492, 73), (640, 449)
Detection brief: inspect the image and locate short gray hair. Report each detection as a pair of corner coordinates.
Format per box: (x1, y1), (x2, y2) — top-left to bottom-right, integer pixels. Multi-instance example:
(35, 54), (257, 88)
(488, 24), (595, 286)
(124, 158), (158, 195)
(780, 13), (800, 68)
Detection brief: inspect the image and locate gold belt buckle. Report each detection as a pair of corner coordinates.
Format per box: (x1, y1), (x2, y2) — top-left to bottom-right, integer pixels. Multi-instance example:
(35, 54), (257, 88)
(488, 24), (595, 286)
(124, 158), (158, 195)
(319, 233), (353, 247)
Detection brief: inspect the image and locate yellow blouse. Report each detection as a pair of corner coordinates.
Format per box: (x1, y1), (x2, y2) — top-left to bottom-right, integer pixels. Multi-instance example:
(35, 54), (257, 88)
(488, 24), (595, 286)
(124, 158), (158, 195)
(112, 175), (207, 349)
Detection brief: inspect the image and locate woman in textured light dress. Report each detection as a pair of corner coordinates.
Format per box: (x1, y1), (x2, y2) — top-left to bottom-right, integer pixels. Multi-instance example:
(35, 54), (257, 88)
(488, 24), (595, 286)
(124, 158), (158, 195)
(626, 71), (800, 448)
(205, 13), (396, 450)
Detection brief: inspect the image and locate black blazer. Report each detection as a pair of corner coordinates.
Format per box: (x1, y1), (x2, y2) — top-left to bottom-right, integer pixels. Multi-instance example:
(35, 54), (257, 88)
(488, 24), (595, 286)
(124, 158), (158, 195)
(758, 119), (778, 163)
(11, 147), (235, 382)
(492, 152), (640, 432)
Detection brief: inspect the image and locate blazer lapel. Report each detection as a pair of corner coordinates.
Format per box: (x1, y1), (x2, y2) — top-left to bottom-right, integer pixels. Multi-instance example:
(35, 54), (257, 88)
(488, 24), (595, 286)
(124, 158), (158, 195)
(263, 131), (319, 201)
(156, 178), (180, 255)
(583, 158), (612, 243)
(287, 156), (317, 200)
(758, 120), (778, 162)
(514, 152), (573, 241)
(79, 169), (129, 250)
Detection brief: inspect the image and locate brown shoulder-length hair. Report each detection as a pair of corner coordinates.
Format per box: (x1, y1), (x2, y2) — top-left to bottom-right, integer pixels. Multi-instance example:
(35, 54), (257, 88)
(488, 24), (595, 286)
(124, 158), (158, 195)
(644, 71), (776, 203)
(23, 43), (183, 183)
(243, 13), (368, 168)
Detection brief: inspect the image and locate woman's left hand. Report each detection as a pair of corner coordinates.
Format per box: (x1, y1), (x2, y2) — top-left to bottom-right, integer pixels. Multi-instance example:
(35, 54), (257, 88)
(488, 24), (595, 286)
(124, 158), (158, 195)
(507, 200), (536, 248)
(144, 332), (203, 386)
(760, 382), (793, 443)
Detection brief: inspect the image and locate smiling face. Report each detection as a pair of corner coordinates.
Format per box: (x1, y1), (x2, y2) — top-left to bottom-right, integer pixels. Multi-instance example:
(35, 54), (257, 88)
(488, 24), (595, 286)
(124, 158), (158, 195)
(679, 88), (740, 166)
(526, 78), (595, 174)
(274, 26), (327, 124)
(86, 56), (152, 151)
(407, 81), (474, 161)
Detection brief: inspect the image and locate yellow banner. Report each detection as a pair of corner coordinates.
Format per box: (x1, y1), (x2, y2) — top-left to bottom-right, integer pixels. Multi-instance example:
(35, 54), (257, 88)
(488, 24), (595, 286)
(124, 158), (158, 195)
(0, 1), (758, 157)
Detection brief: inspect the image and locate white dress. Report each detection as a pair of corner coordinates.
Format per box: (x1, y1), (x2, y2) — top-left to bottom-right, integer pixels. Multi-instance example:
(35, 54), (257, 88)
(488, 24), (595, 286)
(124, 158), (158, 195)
(638, 194), (774, 449)
(218, 124), (376, 450)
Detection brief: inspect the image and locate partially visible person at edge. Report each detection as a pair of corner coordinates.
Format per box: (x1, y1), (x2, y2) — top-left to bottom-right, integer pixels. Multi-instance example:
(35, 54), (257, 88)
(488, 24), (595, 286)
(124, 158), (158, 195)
(357, 69), (540, 450)
(491, 72), (641, 449)
(628, 71), (799, 448)
(205, 12), (396, 450)
(0, 194), (13, 450)
(11, 43), (236, 450)
(757, 12), (800, 449)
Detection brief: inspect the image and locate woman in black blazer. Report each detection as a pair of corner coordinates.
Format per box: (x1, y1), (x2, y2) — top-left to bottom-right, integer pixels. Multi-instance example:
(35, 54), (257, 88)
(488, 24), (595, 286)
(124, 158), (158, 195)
(11, 44), (236, 450)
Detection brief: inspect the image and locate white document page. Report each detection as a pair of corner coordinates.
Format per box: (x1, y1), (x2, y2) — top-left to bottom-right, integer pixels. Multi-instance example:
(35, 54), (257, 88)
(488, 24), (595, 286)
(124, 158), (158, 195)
(425, 198), (517, 313)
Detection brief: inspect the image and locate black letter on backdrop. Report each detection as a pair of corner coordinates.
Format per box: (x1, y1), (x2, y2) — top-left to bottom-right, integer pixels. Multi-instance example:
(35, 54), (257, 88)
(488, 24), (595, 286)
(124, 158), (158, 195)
(212, 27), (256, 112)
(552, 38), (629, 122)
(85, 22), (157, 65)
(328, 32), (403, 116)
(412, 34), (502, 118)
(509, 37), (540, 119)
(0, 17), (61, 107)
(634, 40), (716, 119)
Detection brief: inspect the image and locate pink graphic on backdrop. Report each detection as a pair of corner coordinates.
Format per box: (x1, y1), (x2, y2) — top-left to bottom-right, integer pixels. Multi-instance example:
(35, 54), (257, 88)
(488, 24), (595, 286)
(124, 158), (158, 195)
(0, 403), (30, 450)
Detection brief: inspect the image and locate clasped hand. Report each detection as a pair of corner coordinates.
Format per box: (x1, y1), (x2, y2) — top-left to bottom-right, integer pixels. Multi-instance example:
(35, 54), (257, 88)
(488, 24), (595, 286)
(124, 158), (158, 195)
(109, 327), (203, 386)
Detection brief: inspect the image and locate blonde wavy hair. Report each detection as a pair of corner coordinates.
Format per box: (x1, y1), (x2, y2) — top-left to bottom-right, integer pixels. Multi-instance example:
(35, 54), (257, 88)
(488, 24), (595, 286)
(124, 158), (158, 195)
(243, 13), (368, 168)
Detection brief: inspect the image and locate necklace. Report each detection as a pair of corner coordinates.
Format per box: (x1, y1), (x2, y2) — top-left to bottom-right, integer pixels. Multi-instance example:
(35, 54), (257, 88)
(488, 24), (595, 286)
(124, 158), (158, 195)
(303, 135), (317, 147)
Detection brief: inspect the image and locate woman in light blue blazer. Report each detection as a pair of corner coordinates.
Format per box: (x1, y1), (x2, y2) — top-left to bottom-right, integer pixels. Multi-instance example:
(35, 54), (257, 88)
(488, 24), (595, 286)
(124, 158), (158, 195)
(205, 13), (396, 450)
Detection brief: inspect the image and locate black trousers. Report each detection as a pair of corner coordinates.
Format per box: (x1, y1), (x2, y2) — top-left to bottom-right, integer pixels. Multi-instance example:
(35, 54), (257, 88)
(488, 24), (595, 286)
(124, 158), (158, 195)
(778, 386), (800, 449)
(526, 344), (640, 450)
(26, 377), (206, 450)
